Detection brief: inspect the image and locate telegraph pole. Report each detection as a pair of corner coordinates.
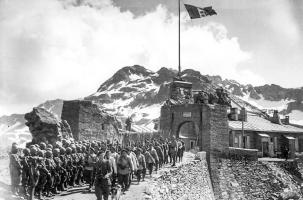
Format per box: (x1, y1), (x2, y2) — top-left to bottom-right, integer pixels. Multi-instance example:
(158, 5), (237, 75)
(178, 0), (181, 76)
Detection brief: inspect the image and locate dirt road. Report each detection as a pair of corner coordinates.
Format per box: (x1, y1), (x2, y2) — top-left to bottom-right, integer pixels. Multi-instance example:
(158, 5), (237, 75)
(53, 152), (195, 200)
(0, 152), (195, 200)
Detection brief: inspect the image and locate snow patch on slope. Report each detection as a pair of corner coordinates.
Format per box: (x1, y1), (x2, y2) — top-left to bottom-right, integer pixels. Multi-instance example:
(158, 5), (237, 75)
(289, 110), (303, 126)
(240, 93), (294, 111)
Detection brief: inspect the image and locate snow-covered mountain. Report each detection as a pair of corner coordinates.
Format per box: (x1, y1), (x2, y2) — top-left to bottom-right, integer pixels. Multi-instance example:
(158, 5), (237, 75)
(1, 65), (303, 150)
(85, 65), (303, 125)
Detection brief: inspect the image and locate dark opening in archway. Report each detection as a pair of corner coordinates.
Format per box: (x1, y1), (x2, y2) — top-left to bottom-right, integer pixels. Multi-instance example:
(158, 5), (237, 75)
(177, 121), (198, 151)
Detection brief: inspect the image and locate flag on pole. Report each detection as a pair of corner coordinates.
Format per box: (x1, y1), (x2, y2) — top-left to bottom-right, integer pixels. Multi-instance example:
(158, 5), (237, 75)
(184, 4), (217, 19)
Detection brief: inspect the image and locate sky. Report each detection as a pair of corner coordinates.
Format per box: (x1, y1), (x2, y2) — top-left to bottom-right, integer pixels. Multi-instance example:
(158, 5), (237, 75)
(0, 0), (303, 115)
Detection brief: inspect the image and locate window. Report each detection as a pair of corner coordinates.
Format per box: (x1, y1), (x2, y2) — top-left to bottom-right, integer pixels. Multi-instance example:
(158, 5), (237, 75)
(235, 136), (239, 147)
(244, 135), (250, 149)
(190, 140), (196, 149)
(274, 137), (278, 151)
(295, 137), (299, 152)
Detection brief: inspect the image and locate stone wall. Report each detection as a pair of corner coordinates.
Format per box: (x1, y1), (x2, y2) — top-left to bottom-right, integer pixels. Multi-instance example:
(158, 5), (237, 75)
(160, 103), (230, 162)
(210, 158), (303, 200)
(228, 147), (258, 161)
(209, 105), (229, 155)
(61, 100), (120, 141)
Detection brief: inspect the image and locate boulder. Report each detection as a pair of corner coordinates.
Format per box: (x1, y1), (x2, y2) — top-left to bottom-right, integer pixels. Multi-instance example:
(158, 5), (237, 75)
(25, 107), (73, 145)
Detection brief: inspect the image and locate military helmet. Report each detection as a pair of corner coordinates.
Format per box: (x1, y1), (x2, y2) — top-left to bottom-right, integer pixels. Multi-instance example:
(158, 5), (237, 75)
(47, 144), (53, 149)
(81, 145), (86, 152)
(45, 150), (52, 158)
(11, 144), (18, 154)
(60, 147), (66, 154)
(37, 149), (44, 157)
(23, 148), (30, 156)
(66, 147), (72, 154)
(30, 146), (37, 156)
(71, 146), (76, 153)
(76, 145), (81, 152)
(39, 142), (46, 150)
(53, 148), (60, 157)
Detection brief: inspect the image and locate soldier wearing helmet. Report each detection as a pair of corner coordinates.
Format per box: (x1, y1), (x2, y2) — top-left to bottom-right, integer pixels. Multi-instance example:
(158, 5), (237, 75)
(45, 150), (58, 196)
(65, 147), (74, 186)
(36, 149), (50, 200)
(39, 142), (47, 151)
(53, 148), (65, 192)
(59, 147), (68, 190)
(21, 148), (31, 199)
(70, 146), (79, 187)
(47, 144), (53, 150)
(76, 145), (84, 185)
(9, 143), (22, 195)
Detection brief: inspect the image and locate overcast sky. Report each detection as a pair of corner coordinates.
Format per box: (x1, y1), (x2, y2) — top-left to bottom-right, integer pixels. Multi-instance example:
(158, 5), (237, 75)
(0, 0), (303, 115)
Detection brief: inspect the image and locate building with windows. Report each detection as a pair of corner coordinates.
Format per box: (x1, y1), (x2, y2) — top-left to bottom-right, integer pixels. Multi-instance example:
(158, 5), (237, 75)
(228, 109), (303, 158)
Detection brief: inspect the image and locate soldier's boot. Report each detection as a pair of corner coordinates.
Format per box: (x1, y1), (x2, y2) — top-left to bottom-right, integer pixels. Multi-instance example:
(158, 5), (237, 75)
(52, 187), (59, 195)
(28, 186), (35, 200)
(23, 186), (29, 199)
(60, 182), (66, 191)
(36, 189), (43, 200)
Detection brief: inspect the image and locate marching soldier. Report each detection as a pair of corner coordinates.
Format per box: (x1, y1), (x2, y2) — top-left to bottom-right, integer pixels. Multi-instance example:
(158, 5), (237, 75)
(36, 149), (50, 200)
(76, 145), (84, 185)
(59, 147), (68, 190)
(27, 146), (40, 200)
(45, 150), (57, 197)
(9, 143), (22, 195)
(53, 148), (66, 192)
(65, 147), (74, 187)
(21, 148), (31, 199)
(94, 151), (112, 200)
(135, 148), (146, 183)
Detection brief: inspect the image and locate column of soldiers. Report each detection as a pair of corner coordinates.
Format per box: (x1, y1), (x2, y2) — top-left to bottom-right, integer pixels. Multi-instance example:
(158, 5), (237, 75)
(9, 136), (186, 200)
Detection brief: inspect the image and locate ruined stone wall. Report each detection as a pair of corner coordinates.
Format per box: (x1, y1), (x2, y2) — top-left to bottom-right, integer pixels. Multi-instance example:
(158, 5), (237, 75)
(61, 100), (80, 140)
(61, 100), (119, 141)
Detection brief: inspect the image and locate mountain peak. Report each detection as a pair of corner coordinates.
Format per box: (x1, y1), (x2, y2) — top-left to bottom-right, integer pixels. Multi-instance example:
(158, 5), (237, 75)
(97, 65), (154, 92)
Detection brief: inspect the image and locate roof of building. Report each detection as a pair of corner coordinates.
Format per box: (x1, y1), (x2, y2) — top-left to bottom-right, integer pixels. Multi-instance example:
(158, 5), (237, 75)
(229, 114), (303, 134)
(131, 124), (156, 133)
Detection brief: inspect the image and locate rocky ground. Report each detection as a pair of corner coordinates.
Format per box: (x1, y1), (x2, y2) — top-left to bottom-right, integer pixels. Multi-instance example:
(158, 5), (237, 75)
(212, 158), (303, 200)
(149, 160), (214, 200)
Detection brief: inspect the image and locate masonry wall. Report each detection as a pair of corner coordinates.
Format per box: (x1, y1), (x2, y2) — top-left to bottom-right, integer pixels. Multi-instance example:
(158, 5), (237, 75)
(209, 105), (229, 155)
(61, 100), (80, 140)
(160, 103), (230, 156)
(61, 100), (118, 141)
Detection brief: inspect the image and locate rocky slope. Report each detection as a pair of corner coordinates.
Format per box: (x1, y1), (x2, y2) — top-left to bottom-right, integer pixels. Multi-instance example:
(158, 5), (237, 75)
(0, 65), (302, 149)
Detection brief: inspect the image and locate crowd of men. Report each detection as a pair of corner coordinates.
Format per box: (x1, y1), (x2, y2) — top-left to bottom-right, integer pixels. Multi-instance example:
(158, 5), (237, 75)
(9, 136), (186, 200)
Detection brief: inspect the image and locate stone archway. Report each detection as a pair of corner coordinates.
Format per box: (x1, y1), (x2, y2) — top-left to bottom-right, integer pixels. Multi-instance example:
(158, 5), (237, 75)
(177, 121), (199, 150)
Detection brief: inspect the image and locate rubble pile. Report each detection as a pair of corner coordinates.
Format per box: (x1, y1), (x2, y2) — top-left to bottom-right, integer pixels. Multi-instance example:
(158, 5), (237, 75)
(25, 107), (73, 145)
(220, 159), (303, 200)
(151, 160), (214, 200)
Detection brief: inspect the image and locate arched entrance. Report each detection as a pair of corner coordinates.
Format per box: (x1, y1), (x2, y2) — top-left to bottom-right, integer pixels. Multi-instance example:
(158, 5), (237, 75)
(177, 121), (199, 151)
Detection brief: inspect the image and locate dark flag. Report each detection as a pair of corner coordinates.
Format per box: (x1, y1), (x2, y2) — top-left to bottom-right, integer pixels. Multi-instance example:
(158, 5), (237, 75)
(184, 4), (217, 19)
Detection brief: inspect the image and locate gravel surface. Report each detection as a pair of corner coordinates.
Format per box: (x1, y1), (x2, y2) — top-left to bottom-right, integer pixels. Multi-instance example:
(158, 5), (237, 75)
(149, 160), (215, 200)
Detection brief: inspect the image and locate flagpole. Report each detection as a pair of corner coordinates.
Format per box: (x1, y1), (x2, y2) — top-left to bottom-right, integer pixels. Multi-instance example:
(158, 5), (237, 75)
(178, 0), (181, 76)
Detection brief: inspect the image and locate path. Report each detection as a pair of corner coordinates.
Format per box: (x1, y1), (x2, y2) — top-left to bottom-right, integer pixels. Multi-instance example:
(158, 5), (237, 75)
(53, 152), (195, 200)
